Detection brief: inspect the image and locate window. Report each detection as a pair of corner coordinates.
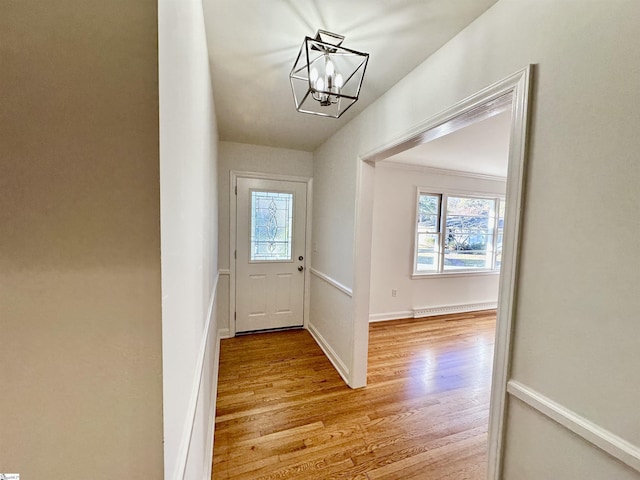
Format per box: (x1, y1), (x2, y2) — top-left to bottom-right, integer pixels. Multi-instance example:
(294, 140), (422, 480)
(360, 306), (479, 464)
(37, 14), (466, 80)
(416, 194), (441, 272)
(250, 191), (293, 261)
(415, 191), (505, 275)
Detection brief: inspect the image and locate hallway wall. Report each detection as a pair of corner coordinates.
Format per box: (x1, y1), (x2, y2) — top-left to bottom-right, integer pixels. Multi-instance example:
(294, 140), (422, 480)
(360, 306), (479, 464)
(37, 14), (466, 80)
(159, 0), (220, 479)
(216, 141), (313, 335)
(0, 1), (163, 478)
(312, 0), (640, 477)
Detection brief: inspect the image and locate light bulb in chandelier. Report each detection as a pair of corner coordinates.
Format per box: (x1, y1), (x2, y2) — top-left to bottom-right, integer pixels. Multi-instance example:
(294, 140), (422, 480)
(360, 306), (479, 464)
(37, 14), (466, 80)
(309, 68), (319, 83)
(325, 59), (335, 77)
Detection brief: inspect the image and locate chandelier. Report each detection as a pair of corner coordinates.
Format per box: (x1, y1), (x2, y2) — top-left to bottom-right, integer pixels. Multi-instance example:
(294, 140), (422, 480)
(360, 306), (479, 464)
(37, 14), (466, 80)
(289, 30), (369, 118)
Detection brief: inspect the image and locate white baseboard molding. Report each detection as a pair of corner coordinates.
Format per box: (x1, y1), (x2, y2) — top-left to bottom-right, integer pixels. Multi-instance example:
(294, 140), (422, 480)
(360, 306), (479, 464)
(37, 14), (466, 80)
(307, 322), (350, 385)
(369, 311), (414, 322)
(203, 330), (223, 480)
(173, 274), (219, 480)
(413, 301), (497, 318)
(310, 268), (353, 297)
(508, 380), (640, 473)
(218, 328), (232, 339)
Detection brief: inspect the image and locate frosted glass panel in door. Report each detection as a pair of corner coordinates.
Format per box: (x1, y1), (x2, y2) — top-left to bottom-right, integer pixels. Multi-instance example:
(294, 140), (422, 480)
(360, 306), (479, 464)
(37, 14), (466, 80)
(250, 191), (293, 261)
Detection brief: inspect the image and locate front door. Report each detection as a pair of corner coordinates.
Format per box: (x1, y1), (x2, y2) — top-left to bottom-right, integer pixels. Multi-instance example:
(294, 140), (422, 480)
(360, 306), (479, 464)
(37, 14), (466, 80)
(235, 177), (307, 333)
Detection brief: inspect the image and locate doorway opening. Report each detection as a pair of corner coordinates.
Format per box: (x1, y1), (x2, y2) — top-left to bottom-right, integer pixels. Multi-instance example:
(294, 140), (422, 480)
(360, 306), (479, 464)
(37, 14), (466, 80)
(352, 67), (532, 479)
(229, 172), (313, 337)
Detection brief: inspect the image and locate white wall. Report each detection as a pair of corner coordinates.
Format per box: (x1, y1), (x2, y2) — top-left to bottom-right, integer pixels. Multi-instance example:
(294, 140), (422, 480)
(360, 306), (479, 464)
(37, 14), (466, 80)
(309, 129), (360, 385)
(0, 0), (163, 478)
(313, 0), (640, 477)
(370, 164), (505, 321)
(216, 141), (313, 334)
(159, 0), (219, 479)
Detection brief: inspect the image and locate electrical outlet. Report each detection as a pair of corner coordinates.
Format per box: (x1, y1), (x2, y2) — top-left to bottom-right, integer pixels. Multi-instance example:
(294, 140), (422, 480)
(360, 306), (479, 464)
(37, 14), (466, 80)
(391, 289), (397, 297)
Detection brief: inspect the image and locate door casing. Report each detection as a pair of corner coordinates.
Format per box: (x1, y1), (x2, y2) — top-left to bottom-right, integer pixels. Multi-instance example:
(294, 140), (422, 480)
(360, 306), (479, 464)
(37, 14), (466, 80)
(353, 66), (533, 480)
(229, 171), (313, 337)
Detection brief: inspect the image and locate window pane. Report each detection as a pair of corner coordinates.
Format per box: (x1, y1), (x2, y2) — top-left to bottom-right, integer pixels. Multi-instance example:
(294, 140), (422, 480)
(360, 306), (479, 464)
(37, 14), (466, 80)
(495, 233), (503, 269)
(444, 249), (492, 269)
(418, 194), (440, 233)
(498, 199), (505, 229)
(447, 197), (494, 216)
(416, 233), (438, 271)
(443, 196), (496, 270)
(250, 191), (293, 261)
(419, 214), (439, 232)
(419, 194), (439, 214)
(446, 214), (491, 233)
(444, 233), (493, 270)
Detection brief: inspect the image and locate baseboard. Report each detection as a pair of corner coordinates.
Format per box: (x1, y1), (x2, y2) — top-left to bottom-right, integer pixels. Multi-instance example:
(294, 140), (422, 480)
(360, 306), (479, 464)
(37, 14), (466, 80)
(369, 311), (414, 322)
(507, 380), (640, 473)
(173, 273), (219, 480)
(413, 301), (497, 318)
(218, 328), (232, 339)
(203, 330), (223, 480)
(369, 302), (497, 322)
(307, 322), (350, 385)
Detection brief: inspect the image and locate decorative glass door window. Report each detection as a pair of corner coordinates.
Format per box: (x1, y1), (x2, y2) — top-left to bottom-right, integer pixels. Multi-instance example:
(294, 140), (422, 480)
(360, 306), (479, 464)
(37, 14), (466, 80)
(250, 191), (294, 261)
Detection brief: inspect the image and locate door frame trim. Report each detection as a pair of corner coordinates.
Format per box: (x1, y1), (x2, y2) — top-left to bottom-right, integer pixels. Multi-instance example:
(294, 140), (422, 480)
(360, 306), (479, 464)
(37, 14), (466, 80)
(353, 66), (533, 479)
(229, 171), (313, 337)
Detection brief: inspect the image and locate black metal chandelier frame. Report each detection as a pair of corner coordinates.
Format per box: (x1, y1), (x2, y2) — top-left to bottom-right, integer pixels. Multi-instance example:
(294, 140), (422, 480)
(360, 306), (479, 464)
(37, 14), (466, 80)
(289, 30), (369, 119)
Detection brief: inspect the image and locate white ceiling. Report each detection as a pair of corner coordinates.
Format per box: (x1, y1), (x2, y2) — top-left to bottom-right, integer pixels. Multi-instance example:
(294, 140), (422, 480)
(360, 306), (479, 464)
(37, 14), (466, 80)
(203, 0), (499, 152)
(382, 110), (511, 177)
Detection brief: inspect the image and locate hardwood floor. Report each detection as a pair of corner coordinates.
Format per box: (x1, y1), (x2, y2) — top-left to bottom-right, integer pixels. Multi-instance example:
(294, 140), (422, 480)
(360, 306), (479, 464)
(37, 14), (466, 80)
(213, 310), (496, 479)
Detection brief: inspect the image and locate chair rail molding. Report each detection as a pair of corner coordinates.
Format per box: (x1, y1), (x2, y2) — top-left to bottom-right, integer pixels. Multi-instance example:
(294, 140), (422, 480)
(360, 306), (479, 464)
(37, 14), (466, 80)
(508, 380), (640, 473)
(310, 267), (353, 297)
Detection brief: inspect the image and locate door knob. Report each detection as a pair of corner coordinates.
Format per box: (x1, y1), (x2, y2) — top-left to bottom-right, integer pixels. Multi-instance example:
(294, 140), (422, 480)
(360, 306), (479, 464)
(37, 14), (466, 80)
(298, 255), (304, 261)
(298, 265), (304, 272)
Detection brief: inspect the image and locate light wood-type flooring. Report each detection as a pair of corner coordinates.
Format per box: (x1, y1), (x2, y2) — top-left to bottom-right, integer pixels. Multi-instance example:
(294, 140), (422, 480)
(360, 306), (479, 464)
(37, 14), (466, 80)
(213, 310), (496, 479)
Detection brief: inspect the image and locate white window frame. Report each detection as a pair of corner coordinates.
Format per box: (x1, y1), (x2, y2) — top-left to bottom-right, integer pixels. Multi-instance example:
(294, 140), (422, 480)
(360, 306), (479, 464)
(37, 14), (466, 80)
(413, 187), (505, 278)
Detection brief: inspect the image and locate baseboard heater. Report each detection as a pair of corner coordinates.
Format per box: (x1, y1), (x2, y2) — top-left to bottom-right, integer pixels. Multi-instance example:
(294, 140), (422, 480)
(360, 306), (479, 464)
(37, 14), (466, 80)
(412, 302), (497, 318)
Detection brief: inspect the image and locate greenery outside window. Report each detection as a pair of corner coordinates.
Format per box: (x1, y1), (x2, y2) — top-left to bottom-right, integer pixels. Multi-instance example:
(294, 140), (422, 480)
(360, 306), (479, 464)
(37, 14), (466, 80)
(415, 190), (505, 275)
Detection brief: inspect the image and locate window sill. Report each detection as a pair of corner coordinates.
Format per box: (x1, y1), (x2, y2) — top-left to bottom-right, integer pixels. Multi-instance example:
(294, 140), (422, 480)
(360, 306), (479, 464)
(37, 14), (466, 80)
(411, 270), (500, 279)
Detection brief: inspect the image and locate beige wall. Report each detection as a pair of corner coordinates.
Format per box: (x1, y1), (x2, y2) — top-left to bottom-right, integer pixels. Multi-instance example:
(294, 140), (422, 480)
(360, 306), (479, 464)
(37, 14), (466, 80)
(313, 0), (640, 476)
(503, 400), (640, 479)
(216, 141), (313, 334)
(0, 1), (163, 478)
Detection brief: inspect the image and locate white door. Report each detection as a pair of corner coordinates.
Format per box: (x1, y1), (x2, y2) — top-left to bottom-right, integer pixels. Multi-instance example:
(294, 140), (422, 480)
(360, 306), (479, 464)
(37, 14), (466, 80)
(235, 177), (307, 333)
